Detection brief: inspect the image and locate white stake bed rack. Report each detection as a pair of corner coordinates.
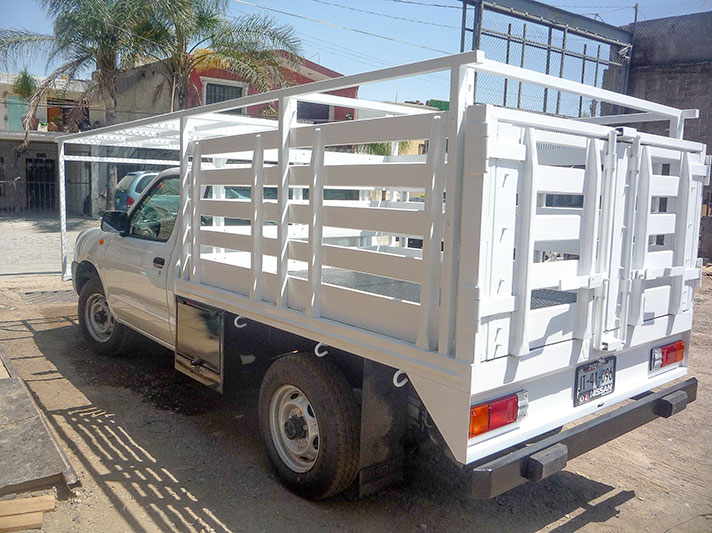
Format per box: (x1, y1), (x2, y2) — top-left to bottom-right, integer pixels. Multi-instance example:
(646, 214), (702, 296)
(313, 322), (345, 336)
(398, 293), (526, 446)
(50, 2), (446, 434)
(58, 50), (709, 494)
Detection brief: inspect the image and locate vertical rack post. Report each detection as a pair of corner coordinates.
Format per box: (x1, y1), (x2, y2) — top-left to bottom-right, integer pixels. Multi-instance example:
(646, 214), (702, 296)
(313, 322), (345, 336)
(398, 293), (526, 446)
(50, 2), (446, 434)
(574, 138), (603, 340)
(509, 128), (538, 356)
(250, 134), (264, 301)
(190, 142), (202, 282)
(669, 152), (692, 314)
(439, 61), (476, 357)
(307, 128), (325, 318)
(277, 97), (298, 309)
(179, 117), (191, 280)
(628, 144), (652, 325)
(416, 115), (446, 351)
(58, 140), (70, 281)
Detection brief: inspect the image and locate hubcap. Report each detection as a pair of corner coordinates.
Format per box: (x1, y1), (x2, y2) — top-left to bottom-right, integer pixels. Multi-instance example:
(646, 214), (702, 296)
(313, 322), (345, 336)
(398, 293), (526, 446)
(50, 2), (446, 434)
(85, 293), (114, 343)
(269, 385), (320, 473)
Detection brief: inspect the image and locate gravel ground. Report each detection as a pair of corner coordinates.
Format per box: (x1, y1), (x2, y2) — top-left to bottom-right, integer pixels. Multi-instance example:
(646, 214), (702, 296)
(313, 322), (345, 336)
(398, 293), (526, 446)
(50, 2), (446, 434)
(0, 216), (99, 276)
(0, 270), (710, 531)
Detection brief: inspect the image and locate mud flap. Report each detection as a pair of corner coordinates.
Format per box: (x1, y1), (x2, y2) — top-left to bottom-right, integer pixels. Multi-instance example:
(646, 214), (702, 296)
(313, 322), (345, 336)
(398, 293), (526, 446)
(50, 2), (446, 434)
(358, 359), (408, 497)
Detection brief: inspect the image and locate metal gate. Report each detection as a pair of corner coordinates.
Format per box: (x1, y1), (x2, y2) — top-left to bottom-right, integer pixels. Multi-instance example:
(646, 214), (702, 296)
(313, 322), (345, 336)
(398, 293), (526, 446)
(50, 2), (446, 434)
(26, 158), (57, 213)
(459, 0), (635, 118)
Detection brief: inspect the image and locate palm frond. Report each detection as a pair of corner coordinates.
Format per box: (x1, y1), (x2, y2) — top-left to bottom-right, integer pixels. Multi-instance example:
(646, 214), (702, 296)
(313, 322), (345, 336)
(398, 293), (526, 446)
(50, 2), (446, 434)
(0, 30), (56, 68)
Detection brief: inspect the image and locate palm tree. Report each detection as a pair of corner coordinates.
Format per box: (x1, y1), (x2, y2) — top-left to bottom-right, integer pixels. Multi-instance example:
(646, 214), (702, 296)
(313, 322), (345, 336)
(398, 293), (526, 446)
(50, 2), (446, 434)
(134, 0), (301, 111)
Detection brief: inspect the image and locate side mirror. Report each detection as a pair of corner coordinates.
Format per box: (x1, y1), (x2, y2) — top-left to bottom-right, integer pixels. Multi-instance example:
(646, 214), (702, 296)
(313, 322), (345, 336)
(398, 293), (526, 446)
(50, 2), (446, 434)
(101, 210), (129, 234)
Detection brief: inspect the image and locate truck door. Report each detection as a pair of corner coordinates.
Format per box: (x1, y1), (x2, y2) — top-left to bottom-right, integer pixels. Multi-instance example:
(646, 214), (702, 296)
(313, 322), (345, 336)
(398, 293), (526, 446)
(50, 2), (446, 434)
(103, 174), (180, 346)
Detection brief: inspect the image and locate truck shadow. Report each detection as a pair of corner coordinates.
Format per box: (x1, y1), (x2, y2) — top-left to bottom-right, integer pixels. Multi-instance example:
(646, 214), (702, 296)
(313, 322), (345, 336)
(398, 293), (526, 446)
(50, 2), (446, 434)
(5, 313), (637, 532)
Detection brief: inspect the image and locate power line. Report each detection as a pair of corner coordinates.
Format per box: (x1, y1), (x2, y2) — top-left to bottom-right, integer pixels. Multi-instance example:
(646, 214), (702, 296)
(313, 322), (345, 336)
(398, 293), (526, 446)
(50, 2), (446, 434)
(306, 0), (460, 29)
(383, 0), (460, 8)
(231, 0), (450, 54)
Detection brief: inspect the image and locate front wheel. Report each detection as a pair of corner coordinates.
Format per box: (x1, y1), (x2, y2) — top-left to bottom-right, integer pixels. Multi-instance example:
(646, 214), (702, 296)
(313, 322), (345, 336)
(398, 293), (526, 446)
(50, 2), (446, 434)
(78, 278), (132, 357)
(258, 354), (360, 499)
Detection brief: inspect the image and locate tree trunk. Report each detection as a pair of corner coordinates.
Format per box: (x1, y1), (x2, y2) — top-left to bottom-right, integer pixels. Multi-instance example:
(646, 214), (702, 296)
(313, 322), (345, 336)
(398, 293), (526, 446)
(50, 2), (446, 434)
(102, 79), (119, 212)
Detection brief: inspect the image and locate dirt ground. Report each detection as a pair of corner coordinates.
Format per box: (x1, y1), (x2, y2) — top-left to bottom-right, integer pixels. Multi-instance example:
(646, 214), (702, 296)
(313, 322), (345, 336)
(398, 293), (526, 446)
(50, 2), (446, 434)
(0, 272), (711, 533)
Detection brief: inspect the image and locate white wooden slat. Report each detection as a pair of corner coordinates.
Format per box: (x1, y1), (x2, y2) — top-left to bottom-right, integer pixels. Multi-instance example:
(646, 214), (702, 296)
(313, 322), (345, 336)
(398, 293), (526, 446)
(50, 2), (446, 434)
(323, 206), (425, 236)
(533, 214), (581, 242)
(200, 199), (252, 220)
(669, 152), (693, 314)
(290, 113), (441, 148)
(320, 284), (420, 343)
(200, 166), (251, 186)
(321, 245), (423, 283)
(643, 285), (672, 320)
(537, 166), (585, 194)
(530, 260), (579, 289)
(277, 97), (297, 308)
(648, 213), (676, 235)
(528, 303), (576, 349)
(290, 162), (427, 189)
(646, 249), (674, 269)
(201, 228), (251, 252)
(648, 146), (683, 162)
(488, 142), (526, 161)
(199, 258), (251, 295)
(200, 129), (279, 156)
(650, 174), (680, 197)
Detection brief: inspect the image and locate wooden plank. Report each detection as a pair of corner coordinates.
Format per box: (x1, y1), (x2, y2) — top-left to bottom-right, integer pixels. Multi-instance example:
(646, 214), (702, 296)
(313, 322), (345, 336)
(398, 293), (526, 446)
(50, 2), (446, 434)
(488, 142), (526, 161)
(650, 174), (680, 197)
(647, 249), (674, 269)
(308, 128), (325, 317)
(290, 113), (440, 148)
(0, 511), (43, 532)
(537, 165), (585, 194)
(291, 162), (427, 189)
(0, 495), (55, 517)
(533, 214), (581, 242)
(251, 135), (265, 301)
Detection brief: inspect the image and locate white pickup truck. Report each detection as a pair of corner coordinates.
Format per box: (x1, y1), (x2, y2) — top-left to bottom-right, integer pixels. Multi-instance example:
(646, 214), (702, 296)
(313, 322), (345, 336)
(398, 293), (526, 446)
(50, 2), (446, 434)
(67, 51), (708, 500)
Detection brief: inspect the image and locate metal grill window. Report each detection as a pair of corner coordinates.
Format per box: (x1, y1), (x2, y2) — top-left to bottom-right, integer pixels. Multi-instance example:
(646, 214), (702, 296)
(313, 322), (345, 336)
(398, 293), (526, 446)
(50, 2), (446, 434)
(205, 83), (244, 114)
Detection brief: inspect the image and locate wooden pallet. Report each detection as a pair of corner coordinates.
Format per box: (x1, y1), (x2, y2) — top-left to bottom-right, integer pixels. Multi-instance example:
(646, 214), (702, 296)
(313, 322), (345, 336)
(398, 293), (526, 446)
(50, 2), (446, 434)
(0, 495), (55, 532)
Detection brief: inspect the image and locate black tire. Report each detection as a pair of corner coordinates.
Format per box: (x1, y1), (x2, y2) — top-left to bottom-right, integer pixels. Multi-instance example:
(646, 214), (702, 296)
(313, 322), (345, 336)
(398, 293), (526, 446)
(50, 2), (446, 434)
(78, 278), (132, 357)
(258, 354), (360, 499)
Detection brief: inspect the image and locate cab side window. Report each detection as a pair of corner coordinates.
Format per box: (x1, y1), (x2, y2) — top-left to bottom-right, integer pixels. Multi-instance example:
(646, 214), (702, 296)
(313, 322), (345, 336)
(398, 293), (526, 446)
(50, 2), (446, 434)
(129, 176), (180, 242)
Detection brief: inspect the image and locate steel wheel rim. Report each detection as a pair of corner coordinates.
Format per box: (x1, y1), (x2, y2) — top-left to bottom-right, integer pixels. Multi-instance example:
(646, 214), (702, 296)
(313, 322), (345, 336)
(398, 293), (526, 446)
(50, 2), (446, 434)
(269, 384), (320, 473)
(85, 293), (114, 343)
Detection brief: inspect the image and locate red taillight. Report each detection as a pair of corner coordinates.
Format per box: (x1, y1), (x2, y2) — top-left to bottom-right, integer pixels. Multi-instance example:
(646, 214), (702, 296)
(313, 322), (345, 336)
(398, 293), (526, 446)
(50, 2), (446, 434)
(469, 391), (527, 439)
(650, 340), (685, 370)
(126, 196), (134, 207)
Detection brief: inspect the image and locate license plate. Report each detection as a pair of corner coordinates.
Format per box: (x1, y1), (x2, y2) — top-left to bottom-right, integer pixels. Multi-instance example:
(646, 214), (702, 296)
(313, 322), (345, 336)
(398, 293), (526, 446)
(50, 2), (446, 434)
(574, 356), (616, 406)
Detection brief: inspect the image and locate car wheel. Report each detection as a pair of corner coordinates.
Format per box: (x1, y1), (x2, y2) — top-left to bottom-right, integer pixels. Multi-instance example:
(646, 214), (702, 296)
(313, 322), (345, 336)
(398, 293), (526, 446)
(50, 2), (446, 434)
(258, 354), (360, 499)
(78, 278), (132, 357)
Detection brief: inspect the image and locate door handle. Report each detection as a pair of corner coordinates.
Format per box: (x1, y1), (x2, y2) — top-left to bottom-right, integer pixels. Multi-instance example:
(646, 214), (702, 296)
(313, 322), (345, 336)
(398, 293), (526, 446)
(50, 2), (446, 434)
(153, 257), (166, 268)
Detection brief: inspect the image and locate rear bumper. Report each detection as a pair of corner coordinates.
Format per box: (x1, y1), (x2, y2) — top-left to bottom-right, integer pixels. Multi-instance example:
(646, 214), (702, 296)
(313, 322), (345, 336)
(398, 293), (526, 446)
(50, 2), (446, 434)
(471, 377), (698, 499)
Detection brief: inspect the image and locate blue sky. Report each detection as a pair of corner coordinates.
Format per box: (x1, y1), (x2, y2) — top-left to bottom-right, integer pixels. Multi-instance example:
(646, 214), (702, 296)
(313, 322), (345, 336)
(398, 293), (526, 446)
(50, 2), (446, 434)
(2, 0), (711, 103)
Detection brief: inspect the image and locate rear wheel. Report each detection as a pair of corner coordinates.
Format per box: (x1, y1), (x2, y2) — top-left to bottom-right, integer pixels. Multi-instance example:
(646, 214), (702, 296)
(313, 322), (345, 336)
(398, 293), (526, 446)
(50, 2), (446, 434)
(258, 354), (360, 499)
(78, 278), (132, 357)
